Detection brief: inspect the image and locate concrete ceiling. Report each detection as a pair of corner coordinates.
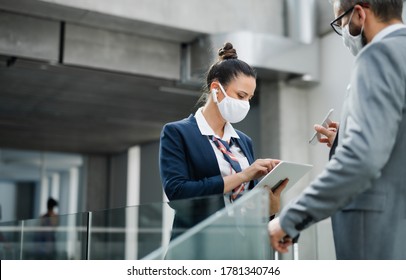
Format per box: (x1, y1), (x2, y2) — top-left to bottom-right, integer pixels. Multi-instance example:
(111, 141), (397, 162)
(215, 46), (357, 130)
(0, 56), (201, 154)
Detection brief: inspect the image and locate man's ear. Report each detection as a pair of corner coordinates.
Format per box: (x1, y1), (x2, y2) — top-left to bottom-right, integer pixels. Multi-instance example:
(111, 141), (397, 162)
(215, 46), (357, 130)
(354, 4), (367, 24)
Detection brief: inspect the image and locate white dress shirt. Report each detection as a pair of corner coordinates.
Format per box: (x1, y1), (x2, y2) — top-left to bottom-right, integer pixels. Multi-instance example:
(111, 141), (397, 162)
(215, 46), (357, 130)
(195, 108), (250, 203)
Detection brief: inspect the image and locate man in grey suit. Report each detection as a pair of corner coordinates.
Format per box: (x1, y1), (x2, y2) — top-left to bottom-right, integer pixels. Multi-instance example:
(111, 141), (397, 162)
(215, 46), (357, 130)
(268, 0), (406, 259)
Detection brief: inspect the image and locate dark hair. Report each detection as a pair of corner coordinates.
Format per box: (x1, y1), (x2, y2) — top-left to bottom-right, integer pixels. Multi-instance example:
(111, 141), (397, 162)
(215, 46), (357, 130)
(337, 0), (403, 22)
(206, 42), (256, 89)
(47, 198), (58, 210)
(197, 42), (256, 105)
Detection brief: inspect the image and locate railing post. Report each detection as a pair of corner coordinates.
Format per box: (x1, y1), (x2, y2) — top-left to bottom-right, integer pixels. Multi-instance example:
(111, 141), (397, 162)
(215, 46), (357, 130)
(19, 220), (24, 260)
(293, 242), (299, 260)
(85, 212), (92, 260)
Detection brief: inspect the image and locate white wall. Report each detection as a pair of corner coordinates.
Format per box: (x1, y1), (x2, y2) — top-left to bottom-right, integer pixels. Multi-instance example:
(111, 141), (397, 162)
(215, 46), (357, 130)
(278, 31), (355, 259)
(308, 31), (354, 259)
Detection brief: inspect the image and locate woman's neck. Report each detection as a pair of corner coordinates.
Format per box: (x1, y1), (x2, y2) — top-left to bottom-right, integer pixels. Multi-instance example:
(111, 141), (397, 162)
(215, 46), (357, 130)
(201, 102), (226, 138)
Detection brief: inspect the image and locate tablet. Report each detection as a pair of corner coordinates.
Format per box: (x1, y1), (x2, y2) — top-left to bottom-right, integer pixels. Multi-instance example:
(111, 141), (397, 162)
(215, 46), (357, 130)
(254, 161), (313, 193)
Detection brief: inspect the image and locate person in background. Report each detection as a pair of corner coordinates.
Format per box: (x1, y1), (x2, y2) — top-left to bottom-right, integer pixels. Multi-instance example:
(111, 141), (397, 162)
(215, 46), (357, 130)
(42, 198), (58, 221)
(36, 197), (59, 259)
(269, 0), (406, 259)
(159, 42), (287, 237)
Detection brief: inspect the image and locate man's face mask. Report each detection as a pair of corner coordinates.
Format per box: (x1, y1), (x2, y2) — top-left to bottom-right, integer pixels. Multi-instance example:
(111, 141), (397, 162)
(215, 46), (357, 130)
(342, 9), (366, 56)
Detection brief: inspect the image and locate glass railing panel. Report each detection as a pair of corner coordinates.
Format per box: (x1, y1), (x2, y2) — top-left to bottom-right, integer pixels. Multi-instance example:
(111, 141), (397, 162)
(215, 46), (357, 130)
(18, 212), (88, 260)
(0, 220), (22, 260)
(87, 193), (238, 260)
(144, 187), (272, 260)
(88, 202), (169, 260)
(0, 187), (275, 260)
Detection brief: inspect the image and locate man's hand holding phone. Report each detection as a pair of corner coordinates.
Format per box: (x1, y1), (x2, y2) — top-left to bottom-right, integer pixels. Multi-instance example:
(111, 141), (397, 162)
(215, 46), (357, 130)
(309, 109), (339, 147)
(314, 121), (339, 147)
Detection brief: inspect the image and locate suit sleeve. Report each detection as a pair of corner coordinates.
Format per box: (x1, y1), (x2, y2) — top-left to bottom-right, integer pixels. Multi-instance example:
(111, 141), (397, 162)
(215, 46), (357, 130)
(159, 123), (224, 200)
(279, 42), (406, 238)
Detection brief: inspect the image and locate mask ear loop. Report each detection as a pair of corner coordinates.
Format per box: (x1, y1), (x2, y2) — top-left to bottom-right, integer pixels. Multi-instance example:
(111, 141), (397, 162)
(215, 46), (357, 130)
(347, 8), (365, 37)
(345, 9), (355, 33)
(211, 82), (228, 103)
(217, 83), (229, 98)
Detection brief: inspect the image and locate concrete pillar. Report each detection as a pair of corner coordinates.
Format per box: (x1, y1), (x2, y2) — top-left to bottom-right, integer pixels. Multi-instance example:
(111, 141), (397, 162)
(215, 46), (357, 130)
(39, 153), (49, 216)
(140, 141), (162, 204)
(108, 152), (128, 209)
(125, 146), (141, 260)
(68, 167), (79, 216)
(285, 0), (317, 43)
(258, 80), (281, 159)
(50, 173), (60, 209)
(84, 155), (109, 212)
(66, 167), (79, 259)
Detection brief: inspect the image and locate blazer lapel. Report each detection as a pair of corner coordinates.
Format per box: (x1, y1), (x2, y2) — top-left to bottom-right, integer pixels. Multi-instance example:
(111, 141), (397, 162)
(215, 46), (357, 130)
(186, 115), (221, 176)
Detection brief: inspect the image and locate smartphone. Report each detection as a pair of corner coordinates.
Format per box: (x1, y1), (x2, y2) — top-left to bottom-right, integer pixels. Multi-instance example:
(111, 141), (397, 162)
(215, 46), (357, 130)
(309, 109), (334, 145)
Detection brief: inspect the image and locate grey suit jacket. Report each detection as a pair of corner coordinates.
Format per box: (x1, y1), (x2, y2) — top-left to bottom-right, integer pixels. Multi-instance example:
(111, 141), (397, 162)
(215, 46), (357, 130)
(279, 27), (406, 259)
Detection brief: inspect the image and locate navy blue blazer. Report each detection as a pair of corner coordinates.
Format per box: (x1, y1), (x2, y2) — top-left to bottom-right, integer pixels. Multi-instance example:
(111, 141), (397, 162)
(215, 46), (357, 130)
(159, 114), (257, 233)
(159, 114), (256, 201)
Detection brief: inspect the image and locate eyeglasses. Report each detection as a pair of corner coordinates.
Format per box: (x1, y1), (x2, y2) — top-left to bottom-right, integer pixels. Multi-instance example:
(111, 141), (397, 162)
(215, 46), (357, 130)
(330, 2), (370, 36)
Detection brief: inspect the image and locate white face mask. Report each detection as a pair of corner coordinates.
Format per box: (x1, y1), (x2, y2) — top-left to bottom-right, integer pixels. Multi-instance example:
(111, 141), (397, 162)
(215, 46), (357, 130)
(342, 10), (365, 56)
(212, 83), (250, 123)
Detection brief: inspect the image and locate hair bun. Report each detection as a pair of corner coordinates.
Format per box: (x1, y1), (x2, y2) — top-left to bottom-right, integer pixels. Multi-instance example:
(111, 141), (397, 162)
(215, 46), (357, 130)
(218, 42), (238, 60)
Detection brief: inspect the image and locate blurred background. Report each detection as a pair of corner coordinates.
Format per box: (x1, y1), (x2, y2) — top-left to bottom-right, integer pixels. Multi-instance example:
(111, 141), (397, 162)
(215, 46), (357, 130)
(1, 0), (405, 259)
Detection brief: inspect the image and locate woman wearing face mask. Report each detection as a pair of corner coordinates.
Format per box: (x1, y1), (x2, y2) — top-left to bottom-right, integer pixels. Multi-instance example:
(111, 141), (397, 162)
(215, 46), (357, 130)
(159, 42), (287, 236)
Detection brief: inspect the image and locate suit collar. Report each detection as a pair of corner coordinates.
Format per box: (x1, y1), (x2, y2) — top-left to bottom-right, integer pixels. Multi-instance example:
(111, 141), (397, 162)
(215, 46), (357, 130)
(372, 23), (406, 43)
